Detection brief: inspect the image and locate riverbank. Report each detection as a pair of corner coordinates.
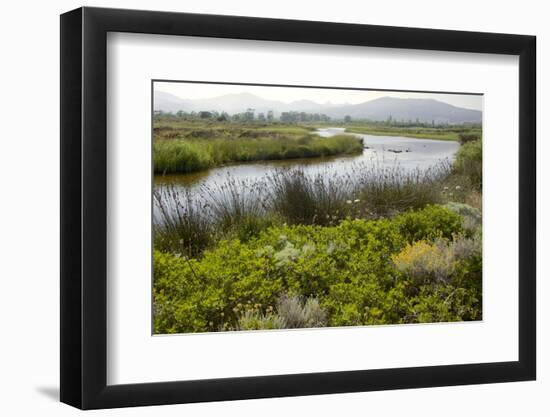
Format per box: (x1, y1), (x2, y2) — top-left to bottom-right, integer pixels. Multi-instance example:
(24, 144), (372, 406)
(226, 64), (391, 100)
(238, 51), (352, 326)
(152, 118), (478, 174)
(154, 120), (366, 173)
(343, 123), (481, 142)
(154, 134), (363, 174)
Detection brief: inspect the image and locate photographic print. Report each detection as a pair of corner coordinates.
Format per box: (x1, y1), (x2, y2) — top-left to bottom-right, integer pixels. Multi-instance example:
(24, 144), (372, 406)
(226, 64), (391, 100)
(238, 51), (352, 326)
(152, 81), (483, 335)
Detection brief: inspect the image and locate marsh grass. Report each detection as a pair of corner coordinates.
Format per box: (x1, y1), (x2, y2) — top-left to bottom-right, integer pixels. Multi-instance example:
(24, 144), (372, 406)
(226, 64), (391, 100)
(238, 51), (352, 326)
(201, 175), (280, 241)
(153, 185), (213, 257)
(268, 169), (354, 225)
(154, 160), (453, 255)
(154, 132), (363, 174)
(352, 162), (449, 217)
(154, 140), (213, 174)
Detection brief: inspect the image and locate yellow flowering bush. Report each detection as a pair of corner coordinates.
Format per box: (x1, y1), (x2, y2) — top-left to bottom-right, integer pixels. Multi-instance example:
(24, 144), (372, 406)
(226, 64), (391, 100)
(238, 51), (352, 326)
(392, 240), (455, 283)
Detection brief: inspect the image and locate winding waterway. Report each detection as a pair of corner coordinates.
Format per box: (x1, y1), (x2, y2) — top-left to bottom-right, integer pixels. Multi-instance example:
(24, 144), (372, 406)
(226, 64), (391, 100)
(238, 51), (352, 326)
(155, 127), (459, 189)
(153, 128), (460, 221)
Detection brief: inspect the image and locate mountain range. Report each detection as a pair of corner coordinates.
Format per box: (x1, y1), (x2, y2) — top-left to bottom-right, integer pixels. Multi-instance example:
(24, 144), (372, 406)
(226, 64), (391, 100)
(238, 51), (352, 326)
(154, 91), (482, 124)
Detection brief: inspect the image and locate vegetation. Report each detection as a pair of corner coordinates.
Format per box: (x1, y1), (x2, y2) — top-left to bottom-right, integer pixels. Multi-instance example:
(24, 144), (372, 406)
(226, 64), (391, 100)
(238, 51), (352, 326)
(154, 119), (363, 174)
(153, 116), (482, 175)
(154, 162), (452, 257)
(153, 205), (481, 334)
(152, 112), (483, 334)
(345, 122), (481, 142)
(453, 139), (482, 189)
(153, 153), (483, 333)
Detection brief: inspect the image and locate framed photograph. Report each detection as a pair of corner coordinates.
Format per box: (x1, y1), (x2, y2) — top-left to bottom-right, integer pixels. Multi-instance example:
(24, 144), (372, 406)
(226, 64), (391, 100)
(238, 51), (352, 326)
(60, 6), (536, 409)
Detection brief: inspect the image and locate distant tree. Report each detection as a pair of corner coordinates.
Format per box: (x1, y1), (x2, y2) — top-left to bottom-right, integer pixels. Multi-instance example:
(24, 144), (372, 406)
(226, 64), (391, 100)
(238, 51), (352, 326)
(267, 110), (274, 121)
(281, 112), (298, 123)
(344, 115), (352, 123)
(244, 108), (255, 121)
(257, 112), (266, 122)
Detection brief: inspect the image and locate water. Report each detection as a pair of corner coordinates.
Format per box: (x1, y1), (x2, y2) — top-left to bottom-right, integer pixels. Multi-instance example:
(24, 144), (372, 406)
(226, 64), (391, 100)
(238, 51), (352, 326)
(153, 129), (459, 221)
(155, 128), (459, 189)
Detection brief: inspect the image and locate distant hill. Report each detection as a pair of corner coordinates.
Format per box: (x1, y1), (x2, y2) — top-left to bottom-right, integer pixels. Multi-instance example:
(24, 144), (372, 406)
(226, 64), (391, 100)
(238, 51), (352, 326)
(154, 91), (481, 124)
(324, 97), (481, 124)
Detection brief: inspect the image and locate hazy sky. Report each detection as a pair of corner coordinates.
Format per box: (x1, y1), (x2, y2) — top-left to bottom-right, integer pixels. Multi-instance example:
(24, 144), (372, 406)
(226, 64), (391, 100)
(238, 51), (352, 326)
(155, 81), (483, 111)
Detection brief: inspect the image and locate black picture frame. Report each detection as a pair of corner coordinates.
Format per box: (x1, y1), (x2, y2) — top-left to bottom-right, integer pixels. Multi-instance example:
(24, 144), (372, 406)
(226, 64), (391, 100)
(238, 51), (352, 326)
(60, 6), (536, 410)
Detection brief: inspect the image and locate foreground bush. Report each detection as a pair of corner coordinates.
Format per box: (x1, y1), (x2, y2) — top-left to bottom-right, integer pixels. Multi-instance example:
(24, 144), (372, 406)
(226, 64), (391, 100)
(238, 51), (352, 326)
(236, 294), (327, 331)
(153, 205), (481, 333)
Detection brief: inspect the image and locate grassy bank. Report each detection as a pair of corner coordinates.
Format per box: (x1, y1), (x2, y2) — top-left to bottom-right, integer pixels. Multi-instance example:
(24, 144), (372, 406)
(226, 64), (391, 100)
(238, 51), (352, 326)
(154, 134), (363, 174)
(153, 118), (482, 174)
(344, 123), (482, 141)
(154, 119), (363, 174)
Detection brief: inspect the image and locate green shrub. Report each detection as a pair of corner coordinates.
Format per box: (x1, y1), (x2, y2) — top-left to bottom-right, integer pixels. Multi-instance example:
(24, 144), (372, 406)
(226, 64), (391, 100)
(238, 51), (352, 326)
(153, 205), (479, 333)
(454, 140), (482, 189)
(394, 204), (464, 242)
(458, 132), (481, 145)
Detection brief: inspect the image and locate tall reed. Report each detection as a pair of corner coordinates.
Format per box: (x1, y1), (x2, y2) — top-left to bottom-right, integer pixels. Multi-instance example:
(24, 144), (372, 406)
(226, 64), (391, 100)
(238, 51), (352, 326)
(153, 185), (213, 257)
(154, 161), (452, 256)
(268, 169), (354, 225)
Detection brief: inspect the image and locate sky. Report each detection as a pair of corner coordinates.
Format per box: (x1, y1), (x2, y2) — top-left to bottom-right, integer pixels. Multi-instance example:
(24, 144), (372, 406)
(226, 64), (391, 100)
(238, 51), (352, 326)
(155, 81), (483, 111)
